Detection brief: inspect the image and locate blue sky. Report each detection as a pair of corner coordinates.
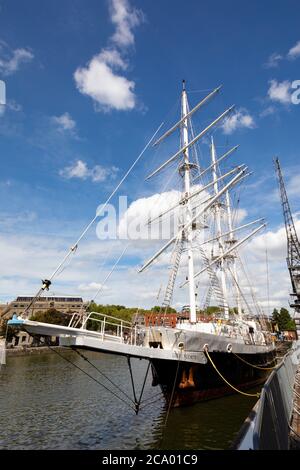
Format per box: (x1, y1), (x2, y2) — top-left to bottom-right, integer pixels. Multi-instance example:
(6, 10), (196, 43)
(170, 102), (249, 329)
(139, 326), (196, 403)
(1, 0), (300, 309)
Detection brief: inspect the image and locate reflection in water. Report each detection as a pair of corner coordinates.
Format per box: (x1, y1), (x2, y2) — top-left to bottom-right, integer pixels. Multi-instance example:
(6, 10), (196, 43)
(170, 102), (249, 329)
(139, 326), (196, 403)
(0, 351), (257, 449)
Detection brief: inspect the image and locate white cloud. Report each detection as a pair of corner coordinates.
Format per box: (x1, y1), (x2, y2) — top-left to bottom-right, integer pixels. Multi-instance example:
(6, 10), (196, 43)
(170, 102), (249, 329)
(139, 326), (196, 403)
(59, 159), (119, 183)
(78, 282), (108, 292)
(248, 224), (288, 262)
(0, 210), (37, 229)
(259, 106), (276, 118)
(234, 221), (299, 314)
(52, 112), (76, 132)
(60, 160), (88, 179)
(287, 40), (300, 60)
(97, 48), (128, 70)
(110, 0), (143, 47)
(74, 0), (143, 112)
(264, 52), (283, 68)
(117, 189), (181, 241)
(267, 79), (292, 105)
(0, 41), (34, 76)
(0, 208), (297, 312)
(222, 109), (255, 134)
(233, 208), (248, 225)
(0, 230), (162, 307)
(74, 51), (136, 111)
(287, 174), (300, 198)
(263, 40), (300, 69)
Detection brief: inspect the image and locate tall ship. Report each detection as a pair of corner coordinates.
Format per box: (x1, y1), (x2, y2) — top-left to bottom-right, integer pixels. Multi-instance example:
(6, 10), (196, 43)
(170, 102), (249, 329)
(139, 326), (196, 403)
(8, 81), (276, 408)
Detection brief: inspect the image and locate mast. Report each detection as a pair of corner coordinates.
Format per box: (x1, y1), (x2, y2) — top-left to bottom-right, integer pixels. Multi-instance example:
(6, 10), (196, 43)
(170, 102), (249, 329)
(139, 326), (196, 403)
(210, 137), (229, 319)
(225, 190), (242, 318)
(181, 80), (197, 324)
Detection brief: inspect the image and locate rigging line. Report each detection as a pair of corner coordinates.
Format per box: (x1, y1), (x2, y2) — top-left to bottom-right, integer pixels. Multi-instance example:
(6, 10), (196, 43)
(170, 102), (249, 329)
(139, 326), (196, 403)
(227, 264), (253, 316)
(231, 190), (241, 228)
(24, 122), (164, 314)
(136, 361), (151, 409)
(127, 356), (139, 412)
(22, 123), (164, 318)
(94, 241), (115, 279)
(139, 396), (164, 410)
(31, 335), (135, 410)
(146, 161), (182, 228)
(92, 244), (129, 302)
(47, 122), (164, 284)
(187, 88), (216, 93)
(140, 389), (164, 406)
(236, 254), (257, 316)
(147, 97), (181, 173)
(163, 360), (180, 427)
(231, 351), (278, 370)
(239, 254), (264, 317)
(71, 347), (135, 405)
(139, 391), (166, 410)
(204, 349), (260, 398)
(54, 248), (77, 279)
(231, 175), (248, 230)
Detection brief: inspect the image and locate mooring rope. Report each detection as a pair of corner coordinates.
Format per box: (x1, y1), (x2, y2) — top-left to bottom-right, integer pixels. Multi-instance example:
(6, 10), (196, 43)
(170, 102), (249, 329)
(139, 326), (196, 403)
(204, 349), (260, 398)
(231, 351), (278, 371)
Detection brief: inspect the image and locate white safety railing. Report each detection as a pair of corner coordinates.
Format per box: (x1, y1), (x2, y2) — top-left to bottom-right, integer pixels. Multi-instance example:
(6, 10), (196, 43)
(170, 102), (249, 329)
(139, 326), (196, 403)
(69, 311), (139, 346)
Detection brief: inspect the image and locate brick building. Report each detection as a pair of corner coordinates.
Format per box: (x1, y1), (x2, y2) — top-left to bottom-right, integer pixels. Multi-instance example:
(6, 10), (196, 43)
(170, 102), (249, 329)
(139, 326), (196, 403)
(0, 295), (87, 348)
(0, 295), (85, 321)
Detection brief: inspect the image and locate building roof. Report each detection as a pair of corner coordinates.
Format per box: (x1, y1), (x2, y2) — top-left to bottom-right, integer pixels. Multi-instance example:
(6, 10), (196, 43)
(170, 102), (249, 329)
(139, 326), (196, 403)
(15, 296), (83, 302)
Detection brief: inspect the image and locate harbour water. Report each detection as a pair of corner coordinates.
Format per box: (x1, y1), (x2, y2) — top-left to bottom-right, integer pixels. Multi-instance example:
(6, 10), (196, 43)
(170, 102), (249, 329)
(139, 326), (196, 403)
(0, 351), (257, 450)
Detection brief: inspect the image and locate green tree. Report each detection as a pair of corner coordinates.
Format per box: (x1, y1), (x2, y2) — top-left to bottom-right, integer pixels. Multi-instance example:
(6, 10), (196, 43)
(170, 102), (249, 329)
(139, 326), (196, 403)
(88, 303), (177, 322)
(272, 307), (296, 331)
(151, 306), (176, 314)
(30, 308), (70, 326)
(204, 306), (220, 315)
(272, 308), (279, 322)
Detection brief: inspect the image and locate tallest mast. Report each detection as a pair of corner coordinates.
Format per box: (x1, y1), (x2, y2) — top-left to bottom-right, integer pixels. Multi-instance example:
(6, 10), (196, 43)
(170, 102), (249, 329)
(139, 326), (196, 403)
(181, 80), (197, 323)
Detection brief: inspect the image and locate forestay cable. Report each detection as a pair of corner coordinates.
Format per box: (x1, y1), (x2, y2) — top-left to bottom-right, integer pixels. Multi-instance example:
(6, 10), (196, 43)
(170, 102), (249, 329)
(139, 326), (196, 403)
(23, 123), (164, 316)
(48, 122), (164, 283)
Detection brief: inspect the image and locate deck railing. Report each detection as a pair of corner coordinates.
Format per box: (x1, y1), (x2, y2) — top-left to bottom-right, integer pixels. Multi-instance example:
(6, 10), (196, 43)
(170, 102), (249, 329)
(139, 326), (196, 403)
(69, 311), (140, 346)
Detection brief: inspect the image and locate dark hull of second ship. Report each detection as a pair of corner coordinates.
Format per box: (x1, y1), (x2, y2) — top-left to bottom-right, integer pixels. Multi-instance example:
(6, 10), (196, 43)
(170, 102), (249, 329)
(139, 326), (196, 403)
(150, 351), (275, 407)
